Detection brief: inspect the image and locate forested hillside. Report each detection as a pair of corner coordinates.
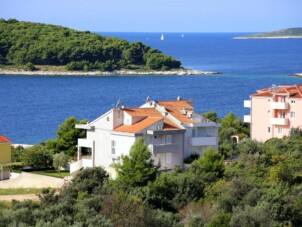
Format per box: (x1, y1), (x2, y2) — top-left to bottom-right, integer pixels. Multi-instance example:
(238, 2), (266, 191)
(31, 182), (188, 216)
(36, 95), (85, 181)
(0, 19), (181, 71)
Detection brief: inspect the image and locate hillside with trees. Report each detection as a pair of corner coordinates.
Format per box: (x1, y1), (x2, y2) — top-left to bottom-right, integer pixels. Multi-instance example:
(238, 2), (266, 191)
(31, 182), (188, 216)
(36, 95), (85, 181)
(0, 19), (181, 71)
(235, 27), (302, 39)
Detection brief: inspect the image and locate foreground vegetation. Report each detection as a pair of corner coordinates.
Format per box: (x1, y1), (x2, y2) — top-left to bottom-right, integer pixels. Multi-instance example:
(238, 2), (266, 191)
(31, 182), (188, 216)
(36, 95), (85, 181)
(0, 19), (181, 71)
(4, 113), (302, 226)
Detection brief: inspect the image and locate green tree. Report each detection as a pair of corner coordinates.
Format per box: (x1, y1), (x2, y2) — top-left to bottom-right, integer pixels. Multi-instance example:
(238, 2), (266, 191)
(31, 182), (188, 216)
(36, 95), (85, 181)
(190, 147), (224, 183)
(115, 138), (158, 188)
(45, 117), (87, 156)
(25, 62), (36, 71)
(21, 145), (52, 170)
(11, 145), (25, 162)
(53, 153), (69, 175)
(202, 110), (218, 122)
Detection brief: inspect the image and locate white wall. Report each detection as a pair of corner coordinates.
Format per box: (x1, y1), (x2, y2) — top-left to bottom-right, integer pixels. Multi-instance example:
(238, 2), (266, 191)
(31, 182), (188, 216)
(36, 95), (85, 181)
(110, 134), (136, 157)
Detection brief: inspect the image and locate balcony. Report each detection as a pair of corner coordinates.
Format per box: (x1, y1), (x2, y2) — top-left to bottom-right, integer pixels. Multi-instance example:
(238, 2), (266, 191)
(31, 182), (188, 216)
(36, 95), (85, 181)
(70, 158), (93, 173)
(244, 100), (251, 108)
(270, 118), (288, 126)
(148, 143), (179, 154)
(189, 137), (217, 146)
(270, 102), (288, 110)
(244, 115), (251, 123)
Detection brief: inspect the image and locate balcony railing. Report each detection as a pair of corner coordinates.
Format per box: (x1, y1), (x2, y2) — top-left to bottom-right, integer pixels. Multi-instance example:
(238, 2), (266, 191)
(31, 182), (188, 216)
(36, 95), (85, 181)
(70, 158), (93, 173)
(148, 143), (179, 154)
(244, 100), (251, 108)
(270, 102), (288, 110)
(244, 115), (251, 123)
(270, 118), (288, 126)
(189, 136), (217, 146)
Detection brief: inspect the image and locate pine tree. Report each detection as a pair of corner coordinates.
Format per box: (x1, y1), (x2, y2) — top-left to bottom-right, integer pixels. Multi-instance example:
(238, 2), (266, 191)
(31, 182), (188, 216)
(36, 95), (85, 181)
(115, 138), (158, 187)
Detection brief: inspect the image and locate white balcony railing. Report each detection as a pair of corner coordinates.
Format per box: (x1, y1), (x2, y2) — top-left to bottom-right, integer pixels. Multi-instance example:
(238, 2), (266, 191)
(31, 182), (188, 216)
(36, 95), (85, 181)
(148, 143), (179, 154)
(70, 158), (93, 174)
(270, 118), (288, 126)
(244, 115), (251, 123)
(244, 100), (251, 108)
(189, 137), (217, 146)
(270, 102), (288, 110)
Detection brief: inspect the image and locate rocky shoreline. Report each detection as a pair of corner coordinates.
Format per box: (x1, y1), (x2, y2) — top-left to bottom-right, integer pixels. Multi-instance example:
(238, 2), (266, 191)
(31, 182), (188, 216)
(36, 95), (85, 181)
(0, 68), (222, 76)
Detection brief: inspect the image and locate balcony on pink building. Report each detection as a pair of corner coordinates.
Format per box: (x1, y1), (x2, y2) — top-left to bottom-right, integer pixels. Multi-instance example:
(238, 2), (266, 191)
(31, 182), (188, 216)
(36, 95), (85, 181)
(270, 102), (288, 110)
(270, 118), (288, 126)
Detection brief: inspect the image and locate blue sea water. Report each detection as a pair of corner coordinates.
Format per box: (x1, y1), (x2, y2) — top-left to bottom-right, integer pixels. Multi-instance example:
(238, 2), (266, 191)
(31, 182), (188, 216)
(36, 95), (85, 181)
(1, 33), (302, 144)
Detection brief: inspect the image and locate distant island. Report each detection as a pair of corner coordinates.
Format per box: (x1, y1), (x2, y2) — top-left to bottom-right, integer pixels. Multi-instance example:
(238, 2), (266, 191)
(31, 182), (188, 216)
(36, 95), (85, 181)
(0, 19), (183, 74)
(234, 28), (302, 39)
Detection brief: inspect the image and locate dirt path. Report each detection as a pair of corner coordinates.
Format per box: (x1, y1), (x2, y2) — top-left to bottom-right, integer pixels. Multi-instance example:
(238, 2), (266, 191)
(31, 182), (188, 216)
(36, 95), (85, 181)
(0, 194), (39, 201)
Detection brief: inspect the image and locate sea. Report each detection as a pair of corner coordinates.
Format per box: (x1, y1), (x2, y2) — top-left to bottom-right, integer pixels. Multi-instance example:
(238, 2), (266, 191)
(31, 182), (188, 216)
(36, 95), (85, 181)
(1, 32), (302, 144)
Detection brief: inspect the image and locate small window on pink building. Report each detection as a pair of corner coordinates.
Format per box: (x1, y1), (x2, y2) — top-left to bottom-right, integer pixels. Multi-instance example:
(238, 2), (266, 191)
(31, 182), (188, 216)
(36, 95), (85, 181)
(291, 100), (296, 104)
(290, 111), (295, 119)
(268, 127), (271, 133)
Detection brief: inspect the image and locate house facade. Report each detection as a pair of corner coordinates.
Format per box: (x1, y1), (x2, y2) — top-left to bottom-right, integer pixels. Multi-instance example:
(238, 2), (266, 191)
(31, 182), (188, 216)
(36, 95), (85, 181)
(244, 84), (302, 141)
(0, 134), (12, 180)
(70, 98), (220, 174)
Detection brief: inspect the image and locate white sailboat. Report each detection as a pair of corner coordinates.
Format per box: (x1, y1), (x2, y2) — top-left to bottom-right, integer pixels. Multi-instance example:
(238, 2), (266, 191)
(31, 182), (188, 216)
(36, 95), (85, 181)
(161, 34), (164, 41)
(181, 34), (184, 38)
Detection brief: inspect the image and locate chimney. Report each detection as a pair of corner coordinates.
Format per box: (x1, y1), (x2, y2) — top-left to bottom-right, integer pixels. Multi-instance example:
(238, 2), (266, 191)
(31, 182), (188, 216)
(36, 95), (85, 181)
(177, 96), (181, 101)
(121, 103), (126, 109)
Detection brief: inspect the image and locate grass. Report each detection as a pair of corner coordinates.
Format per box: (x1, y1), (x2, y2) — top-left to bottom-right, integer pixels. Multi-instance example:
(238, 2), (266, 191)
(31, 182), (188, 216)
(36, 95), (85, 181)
(0, 201), (12, 211)
(0, 188), (43, 195)
(30, 170), (70, 178)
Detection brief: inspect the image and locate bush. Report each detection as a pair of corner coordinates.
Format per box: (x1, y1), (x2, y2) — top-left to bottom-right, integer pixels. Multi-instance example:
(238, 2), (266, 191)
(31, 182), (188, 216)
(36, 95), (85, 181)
(25, 62), (36, 71)
(21, 145), (52, 170)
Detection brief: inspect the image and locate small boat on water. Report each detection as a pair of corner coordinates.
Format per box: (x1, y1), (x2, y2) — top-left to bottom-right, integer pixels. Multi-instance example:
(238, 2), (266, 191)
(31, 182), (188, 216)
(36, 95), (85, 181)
(161, 34), (164, 41)
(181, 34), (184, 38)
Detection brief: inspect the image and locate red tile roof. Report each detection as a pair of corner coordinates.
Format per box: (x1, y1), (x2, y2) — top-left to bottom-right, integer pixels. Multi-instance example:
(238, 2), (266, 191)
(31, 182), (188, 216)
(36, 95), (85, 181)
(0, 135), (11, 143)
(252, 85), (302, 98)
(157, 100), (196, 124)
(114, 117), (162, 133)
(124, 108), (162, 117)
(114, 108), (181, 133)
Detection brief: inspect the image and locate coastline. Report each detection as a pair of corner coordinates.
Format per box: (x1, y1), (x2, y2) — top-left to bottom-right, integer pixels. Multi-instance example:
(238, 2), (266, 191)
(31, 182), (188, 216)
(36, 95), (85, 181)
(293, 73), (302, 78)
(0, 68), (222, 76)
(234, 36), (302, 40)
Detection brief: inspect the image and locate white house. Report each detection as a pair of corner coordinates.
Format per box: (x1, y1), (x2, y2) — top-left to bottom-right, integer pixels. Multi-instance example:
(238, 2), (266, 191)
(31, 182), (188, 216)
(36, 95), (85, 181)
(70, 98), (220, 174)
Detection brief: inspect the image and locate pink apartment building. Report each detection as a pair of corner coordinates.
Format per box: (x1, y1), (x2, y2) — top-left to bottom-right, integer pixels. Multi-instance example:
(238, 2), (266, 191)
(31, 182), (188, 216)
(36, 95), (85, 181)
(244, 84), (302, 141)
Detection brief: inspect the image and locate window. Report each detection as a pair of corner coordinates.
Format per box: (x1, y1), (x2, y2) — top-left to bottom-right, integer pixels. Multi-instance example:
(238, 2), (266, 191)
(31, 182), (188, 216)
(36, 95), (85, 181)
(111, 140), (116, 155)
(291, 100), (296, 104)
(268, 127), (271, 133)
(268, 110), (271, 114)
(290, 111), (295, 119)
(280, 111), (285, 118)
(166, 135), (172, 144)
(278, 127), (283, 134)
(268, 99), (271, 102)
(281, 96), (286, 103)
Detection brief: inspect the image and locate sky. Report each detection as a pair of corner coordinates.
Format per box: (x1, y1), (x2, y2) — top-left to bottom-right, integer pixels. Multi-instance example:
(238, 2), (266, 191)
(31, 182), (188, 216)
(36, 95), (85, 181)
(0, 0), (301, 32)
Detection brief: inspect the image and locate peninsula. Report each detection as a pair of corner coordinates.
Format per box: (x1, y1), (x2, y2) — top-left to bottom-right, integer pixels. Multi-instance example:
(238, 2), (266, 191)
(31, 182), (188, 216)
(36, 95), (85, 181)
(0, 19), (182, 74)
(234, 27), (302, 39)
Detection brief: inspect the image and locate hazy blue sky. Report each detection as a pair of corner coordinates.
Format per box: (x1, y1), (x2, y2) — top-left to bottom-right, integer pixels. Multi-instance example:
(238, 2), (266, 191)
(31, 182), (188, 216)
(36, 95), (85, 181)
(1, 0), (301, 32)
